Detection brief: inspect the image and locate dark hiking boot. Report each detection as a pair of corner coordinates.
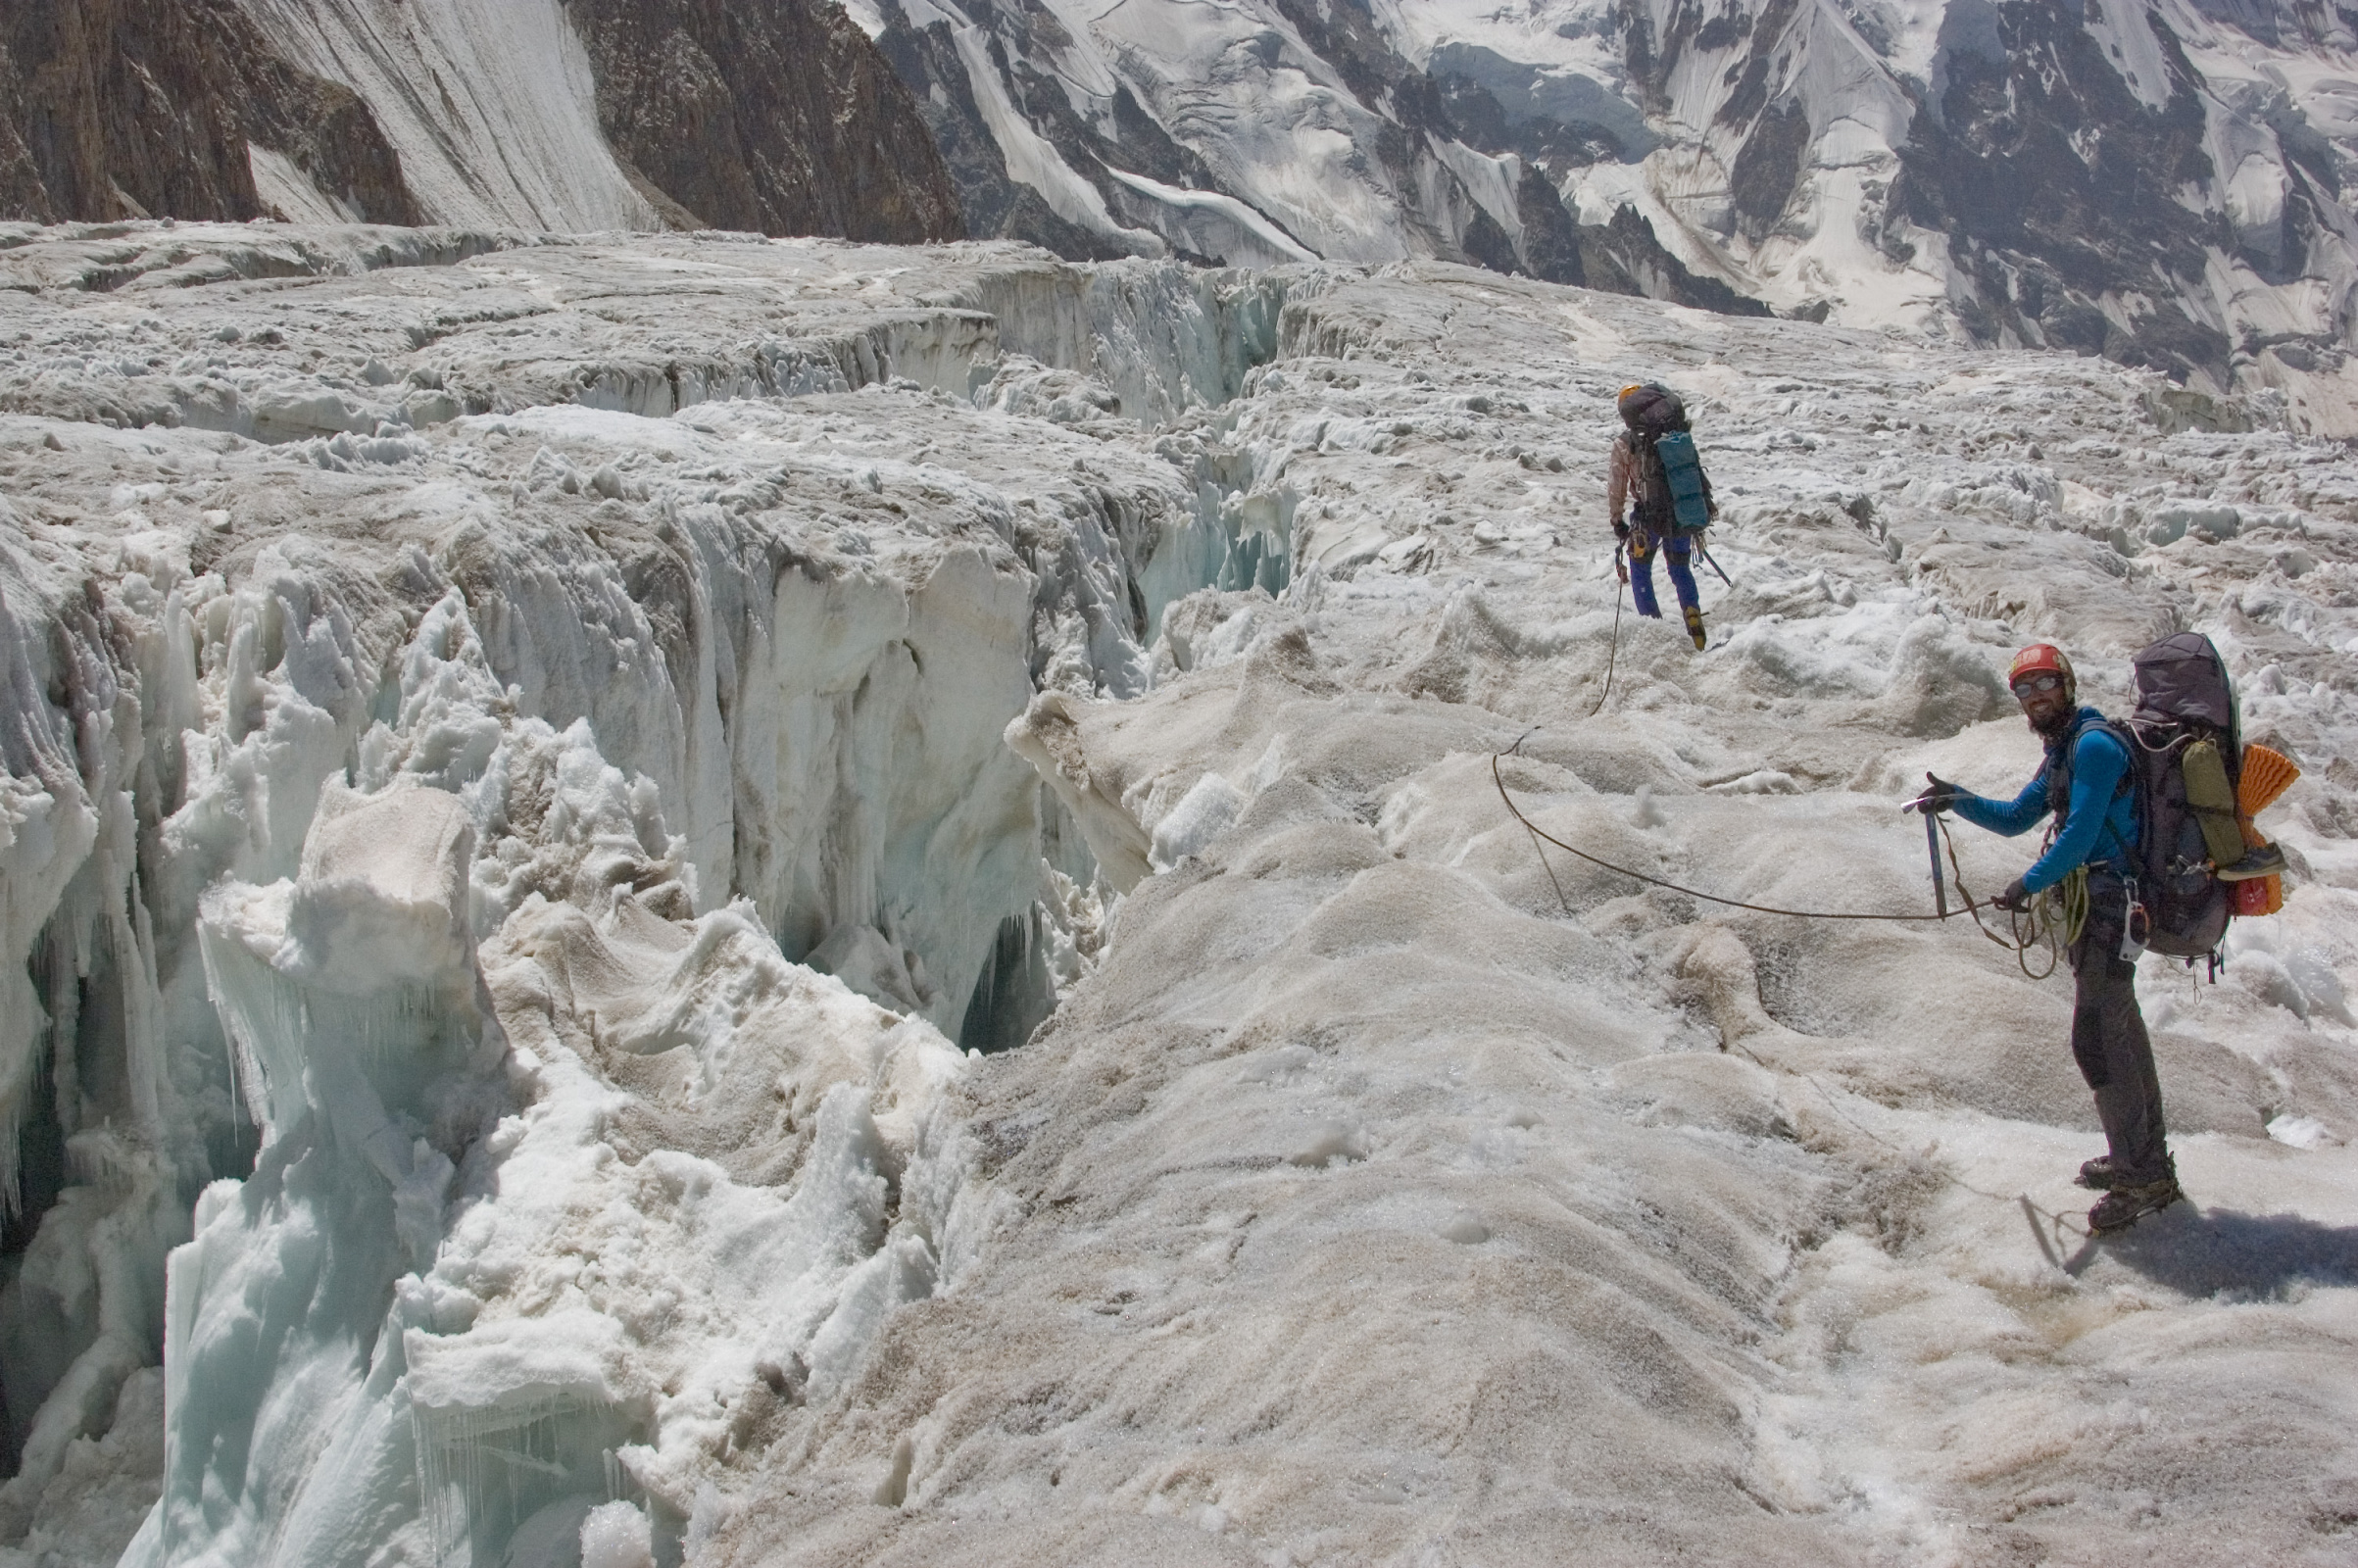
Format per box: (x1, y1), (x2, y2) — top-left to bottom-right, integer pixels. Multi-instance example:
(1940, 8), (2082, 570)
(2088, 1175), (2184, 1234)
(2076, 1155), (2128, 1191)
(1684, 605), (1706, 651)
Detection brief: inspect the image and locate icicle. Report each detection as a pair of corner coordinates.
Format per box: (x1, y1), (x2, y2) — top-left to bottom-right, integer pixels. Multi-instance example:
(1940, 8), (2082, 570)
(412, 1395), (604, 1568)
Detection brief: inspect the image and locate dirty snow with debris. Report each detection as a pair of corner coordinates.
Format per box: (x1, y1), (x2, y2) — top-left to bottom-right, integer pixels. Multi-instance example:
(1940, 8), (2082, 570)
(0, 222), (2353, 1568)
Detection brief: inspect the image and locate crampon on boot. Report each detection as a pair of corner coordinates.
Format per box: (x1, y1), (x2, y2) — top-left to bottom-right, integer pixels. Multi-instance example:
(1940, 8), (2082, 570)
(1684, 605), (1706, 651)
(2088, 1175), (2184, 1233)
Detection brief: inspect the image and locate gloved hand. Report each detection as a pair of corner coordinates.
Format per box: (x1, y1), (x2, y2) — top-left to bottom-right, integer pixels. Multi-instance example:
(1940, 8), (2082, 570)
(1910, 772), (1962, 814)
(1613, 518), (1631, 543)
(1990, 877), (2033, 912)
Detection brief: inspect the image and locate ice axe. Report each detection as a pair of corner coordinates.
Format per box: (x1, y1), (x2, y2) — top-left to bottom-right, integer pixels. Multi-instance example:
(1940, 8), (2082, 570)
(1925, 807), (1947, 918)
(1696, 540), (1735, 588)
(1902, 777), (1948, 919)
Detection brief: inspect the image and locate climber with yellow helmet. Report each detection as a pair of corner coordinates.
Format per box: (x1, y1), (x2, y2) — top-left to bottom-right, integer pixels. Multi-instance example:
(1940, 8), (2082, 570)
(1606, 383), (1716, 649)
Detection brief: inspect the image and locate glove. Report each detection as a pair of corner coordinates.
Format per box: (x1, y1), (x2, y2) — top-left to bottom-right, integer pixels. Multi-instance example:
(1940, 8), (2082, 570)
(1613, 518), (1631, 543)
(1910, 772), (1962, 815)
(1990, 877), (2033, 912)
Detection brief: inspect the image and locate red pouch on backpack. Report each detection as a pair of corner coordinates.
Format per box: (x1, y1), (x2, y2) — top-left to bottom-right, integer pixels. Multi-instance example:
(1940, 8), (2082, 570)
(2232, 875), (2281, 916)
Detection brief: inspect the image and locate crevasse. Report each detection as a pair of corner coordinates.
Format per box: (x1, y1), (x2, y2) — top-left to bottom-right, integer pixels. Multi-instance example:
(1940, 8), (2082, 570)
(0, 231), (1307, 1567)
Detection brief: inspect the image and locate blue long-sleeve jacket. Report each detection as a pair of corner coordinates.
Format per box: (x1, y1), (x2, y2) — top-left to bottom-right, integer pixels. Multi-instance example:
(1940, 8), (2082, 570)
(1953, 708), (2139, 893)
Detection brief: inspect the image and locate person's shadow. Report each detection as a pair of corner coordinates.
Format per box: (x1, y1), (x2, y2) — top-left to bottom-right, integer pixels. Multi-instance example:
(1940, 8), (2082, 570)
(2057, 1203), (2358, 1297)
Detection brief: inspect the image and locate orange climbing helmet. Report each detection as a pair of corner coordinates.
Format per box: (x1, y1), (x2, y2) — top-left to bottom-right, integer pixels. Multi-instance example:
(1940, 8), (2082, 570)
(2007, 643), (2076, 700)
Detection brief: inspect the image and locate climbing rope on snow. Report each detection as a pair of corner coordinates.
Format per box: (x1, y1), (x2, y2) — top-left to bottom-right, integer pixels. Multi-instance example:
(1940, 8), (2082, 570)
(1492, 740), (2098, 1245)
(1588, 548), (1626, 718)
(1494, 740), (2085, 972)
(1729, 1034), (2094, 1246)
(1493, 745), (1957, 922)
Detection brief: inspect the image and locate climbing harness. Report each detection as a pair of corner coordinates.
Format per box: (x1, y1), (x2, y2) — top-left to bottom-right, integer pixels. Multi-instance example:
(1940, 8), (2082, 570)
(1589, 549), (1626, 718)
(1493, 738), (2100, 1248)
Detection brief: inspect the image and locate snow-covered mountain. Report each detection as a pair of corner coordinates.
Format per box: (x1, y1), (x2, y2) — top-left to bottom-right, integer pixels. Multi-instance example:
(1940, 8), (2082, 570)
(847, 0), (2358, 429)
(1, 219), (2354, 1567)
(12, 0), (2352, 422)
(0, 0), (960, 241)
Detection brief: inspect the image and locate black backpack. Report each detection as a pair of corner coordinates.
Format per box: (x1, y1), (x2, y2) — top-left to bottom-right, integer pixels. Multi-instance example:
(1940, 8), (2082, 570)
(2118, 633), (2243, 959)
(1619, 384), (1712, 533)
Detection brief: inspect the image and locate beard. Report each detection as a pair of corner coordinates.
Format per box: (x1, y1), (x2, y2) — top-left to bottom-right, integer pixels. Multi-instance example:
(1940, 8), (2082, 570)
(2029, 700), (2076, 738)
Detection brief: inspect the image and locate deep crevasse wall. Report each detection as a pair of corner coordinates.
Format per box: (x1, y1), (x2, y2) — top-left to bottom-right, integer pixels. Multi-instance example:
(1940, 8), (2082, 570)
(0, 228), (1311, 1566)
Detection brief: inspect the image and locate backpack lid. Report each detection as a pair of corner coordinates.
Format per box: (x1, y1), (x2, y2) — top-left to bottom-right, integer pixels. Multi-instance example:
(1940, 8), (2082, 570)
(1618, 383), (1689, 433)
(2131, 632), (2235, 733)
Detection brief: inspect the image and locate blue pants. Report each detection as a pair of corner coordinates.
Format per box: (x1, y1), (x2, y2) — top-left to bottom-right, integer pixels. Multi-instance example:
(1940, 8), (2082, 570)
(1628, 528), (1698, 618)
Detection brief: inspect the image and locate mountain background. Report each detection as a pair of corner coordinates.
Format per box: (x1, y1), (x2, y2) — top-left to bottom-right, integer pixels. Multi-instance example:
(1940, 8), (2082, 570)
(2, 0), (2354, 429)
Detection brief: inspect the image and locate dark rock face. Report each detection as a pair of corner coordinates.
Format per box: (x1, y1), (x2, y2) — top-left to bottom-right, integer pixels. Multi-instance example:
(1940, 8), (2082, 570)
(1889, 0), (2235, 383)
(1584, 203), (1774, 317)
(1610, 0), (2356, 384)
(0, 0), (418, 225)
(1444, 77), (1770, 315)
(1, 0), (958, 245)
(564, 0), (962, 243)
(1729, 103), (1809, 244)
(1259, 0), (1767, 312)
(864, 0), (1771, 314)
(870, 5), (1179, 259)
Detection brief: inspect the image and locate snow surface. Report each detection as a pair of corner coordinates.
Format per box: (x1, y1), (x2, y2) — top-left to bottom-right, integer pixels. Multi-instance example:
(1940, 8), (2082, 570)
(0, 221), (2353, 1566)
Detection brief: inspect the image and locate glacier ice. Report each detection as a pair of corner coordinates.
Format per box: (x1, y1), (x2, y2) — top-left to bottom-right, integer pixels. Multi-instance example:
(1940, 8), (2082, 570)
(0, 220), (2352, 1567)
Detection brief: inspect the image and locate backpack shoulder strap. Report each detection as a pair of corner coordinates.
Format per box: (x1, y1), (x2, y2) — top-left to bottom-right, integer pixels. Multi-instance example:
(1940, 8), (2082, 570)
(2085, 718), (2139, 858)
(2048, 715), (2136, 838)
(2088, 718), (2137, 794)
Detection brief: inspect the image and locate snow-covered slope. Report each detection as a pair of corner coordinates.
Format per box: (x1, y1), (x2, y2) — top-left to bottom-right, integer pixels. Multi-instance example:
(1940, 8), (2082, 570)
(0, 221), (2354, 1567)
(850, 0), (2358, 430)
(230, 0), (658, 231)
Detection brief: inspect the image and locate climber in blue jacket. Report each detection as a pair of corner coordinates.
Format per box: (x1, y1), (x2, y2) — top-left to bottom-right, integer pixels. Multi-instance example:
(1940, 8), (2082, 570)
(1949, 716), (2138, 903)
(1911, 643), (2179, 1235)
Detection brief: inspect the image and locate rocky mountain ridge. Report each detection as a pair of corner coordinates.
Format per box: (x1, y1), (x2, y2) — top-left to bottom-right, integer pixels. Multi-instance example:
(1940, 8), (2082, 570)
(4, 0), (2353, 424)
(0, 0), (959, 244)
(842, 0), (2358, 430)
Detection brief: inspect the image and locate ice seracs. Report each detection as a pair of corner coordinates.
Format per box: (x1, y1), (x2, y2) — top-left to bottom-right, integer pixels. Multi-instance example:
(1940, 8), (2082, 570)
(0, 220), (2352, 1565)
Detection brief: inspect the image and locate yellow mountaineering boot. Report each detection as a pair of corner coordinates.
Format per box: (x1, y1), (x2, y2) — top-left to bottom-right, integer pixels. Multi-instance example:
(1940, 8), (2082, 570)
(1684, 605), (1706, 651)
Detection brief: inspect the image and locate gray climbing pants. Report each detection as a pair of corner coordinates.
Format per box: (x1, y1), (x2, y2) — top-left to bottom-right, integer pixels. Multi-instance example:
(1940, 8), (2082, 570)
(2068, 874), (2171, 1182)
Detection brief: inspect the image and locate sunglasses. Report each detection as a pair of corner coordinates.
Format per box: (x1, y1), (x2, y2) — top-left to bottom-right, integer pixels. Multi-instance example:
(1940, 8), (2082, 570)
(2011, 673), (2065, 697)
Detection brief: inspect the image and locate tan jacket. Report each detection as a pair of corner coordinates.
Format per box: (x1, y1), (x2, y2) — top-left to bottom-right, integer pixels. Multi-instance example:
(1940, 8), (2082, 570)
(1608, 430), (1715, 529)
(1606, 432), (1638, 523)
